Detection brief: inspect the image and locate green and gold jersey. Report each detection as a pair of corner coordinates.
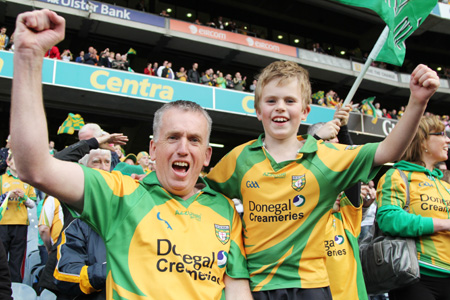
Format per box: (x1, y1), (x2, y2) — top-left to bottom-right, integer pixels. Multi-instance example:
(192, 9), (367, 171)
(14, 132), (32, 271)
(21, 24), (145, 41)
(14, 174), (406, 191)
(377, 165), (450, 275)
(206, 134), (379, 291)
(0, 171), (36, 225)
(325, 195), (368, 300)
(80, 166), (249, 300)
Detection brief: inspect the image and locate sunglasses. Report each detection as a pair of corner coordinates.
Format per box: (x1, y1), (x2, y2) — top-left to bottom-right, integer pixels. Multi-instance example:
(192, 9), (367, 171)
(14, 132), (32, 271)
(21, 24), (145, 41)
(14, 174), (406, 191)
(429, 131), (446, 136)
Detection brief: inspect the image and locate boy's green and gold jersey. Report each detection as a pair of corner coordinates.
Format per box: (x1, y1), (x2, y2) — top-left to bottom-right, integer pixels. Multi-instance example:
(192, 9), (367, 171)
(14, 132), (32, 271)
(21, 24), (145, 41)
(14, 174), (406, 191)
(377, 164), (450, 275)
(325, 195), (368, 300)
(206, 134), (379, 291)
(80, 166), (249, 300)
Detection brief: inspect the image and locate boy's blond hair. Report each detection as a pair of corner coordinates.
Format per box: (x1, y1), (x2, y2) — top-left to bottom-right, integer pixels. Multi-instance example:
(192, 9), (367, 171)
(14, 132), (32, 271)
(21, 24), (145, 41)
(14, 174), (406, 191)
(254, 61), (312, 111)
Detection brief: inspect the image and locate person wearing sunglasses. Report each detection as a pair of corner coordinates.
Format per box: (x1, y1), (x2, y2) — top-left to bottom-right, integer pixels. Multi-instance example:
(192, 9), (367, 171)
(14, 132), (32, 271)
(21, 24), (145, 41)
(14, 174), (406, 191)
(376, 115), (450, 300)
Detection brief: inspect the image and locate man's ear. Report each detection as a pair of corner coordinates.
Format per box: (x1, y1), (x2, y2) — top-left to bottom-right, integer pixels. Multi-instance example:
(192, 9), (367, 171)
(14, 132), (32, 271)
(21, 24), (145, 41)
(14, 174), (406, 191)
(204, 146), (212, 167)
(149, 140), (156, 161)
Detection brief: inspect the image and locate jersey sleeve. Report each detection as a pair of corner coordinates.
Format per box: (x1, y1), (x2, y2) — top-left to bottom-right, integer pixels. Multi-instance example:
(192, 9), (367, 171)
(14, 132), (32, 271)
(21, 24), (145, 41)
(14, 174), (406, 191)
(339, 194), (363, 237)
(225, 202), (249, 279)
(317, 142), (380, 193)
(205, 148), (243, 200)
(39, 197), (56, 227)
(79, 166), (142, 240)
(376, 169), (434, 237)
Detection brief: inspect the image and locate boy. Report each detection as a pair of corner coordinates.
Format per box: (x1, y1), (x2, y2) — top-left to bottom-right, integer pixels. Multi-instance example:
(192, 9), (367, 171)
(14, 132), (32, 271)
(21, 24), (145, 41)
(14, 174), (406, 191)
(206, 60), (439, 299)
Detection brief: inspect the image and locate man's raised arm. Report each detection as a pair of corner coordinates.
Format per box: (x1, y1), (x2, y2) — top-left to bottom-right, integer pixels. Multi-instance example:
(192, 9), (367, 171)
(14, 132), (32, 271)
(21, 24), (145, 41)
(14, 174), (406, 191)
(373, 64), (440, 166)
(10, 9), (84, 211)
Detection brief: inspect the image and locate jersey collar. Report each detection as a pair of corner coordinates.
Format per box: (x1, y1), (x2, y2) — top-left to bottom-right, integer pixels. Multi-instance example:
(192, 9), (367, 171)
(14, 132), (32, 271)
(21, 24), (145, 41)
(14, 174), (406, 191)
(250, 133), (319, 154)
(141, 170), (218, 197)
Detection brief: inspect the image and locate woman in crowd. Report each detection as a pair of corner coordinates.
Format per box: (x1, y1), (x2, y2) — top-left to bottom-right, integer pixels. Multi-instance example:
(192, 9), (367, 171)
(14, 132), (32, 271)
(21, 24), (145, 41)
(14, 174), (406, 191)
(376, 115), (450, 300)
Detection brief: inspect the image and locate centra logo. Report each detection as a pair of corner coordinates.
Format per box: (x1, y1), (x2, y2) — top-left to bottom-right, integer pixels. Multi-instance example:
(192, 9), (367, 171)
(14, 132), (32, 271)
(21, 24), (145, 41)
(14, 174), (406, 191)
(246, 181), (260, 188)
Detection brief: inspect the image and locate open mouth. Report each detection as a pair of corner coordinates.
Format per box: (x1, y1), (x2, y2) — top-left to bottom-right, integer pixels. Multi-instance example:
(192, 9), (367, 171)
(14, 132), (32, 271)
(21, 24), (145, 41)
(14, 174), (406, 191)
(272, 117), (288, 123)
(173, 161), (190, 173)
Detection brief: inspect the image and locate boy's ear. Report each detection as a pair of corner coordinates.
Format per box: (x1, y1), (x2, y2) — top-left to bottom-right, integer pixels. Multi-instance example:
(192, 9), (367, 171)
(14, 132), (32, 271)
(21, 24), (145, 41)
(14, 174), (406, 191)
(301, 105), (311, 121)
(256, 108), (262, 121)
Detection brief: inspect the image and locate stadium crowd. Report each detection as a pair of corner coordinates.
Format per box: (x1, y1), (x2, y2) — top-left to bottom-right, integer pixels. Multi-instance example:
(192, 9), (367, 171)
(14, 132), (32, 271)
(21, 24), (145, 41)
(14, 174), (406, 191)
(1, 7), (450, 300)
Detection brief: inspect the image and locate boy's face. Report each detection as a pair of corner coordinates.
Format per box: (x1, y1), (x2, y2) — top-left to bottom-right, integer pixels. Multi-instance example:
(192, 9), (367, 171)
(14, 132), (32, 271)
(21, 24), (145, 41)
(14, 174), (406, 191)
(256, 78), (310, 142)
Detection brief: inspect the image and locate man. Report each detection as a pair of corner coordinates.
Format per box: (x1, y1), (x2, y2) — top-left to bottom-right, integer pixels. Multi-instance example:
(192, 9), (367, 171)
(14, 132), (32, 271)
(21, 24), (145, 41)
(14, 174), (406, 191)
(156, 60), (168, 77)
(187, 62), (200, 83)
(0, 153), (37, 282)
(11, 9), (251, 299)
(83, 46), (98, 65)
(53, 149), (111, 300)
(55, 123), (127, 170)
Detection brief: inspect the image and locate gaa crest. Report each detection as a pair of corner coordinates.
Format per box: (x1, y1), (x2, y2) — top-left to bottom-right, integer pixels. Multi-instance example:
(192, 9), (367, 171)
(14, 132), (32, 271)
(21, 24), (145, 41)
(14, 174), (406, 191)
(292, 175), (306, 192)
(215, 224), (230, 245)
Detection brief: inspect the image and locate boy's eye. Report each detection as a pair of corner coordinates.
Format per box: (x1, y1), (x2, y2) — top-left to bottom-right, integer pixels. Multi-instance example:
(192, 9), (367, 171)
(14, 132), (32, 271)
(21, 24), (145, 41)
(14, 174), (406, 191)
(267, 99), (276, 103)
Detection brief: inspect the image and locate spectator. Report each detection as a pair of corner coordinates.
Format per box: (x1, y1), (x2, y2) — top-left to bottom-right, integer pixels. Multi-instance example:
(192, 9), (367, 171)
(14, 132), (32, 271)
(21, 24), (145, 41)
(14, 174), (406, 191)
(161, 61), (175, 79)
(0, 26), (9, 50)
(217, 16), (225, 30)
(144, 62), (155, 75)
(44, 46), (61, 59)
(135, 0), (146, 11)
(313, 43), (325, 54)
(156, 60), (168, 77)
(98, 48), (111, 68)
(0, 152), (37, 282)
(376, 116), (450, 300)
(38, 196), (64, 255)
(176, 66), (187, 81)
(225, 73), (234, 89)
(111, 53), (127, 70)
(0, 136), (10, 175)
(249, 79), (257, 92)
(152, 62), (158, 74)
(53, 149), (111, 300)
(160, 10), (170, 17)
(49, 141), (56, 156)
(187, 62), (200, 83)
(136, 151), (151, 174)
(61, 49), (73, 62)
(75, 50), (85, 63)
(201, 68), (215, 86)
(233, 72), (246, 91)
(216, 72), (226, 88)
(374, 102), (383, 117)
(84, 46), (98, 65)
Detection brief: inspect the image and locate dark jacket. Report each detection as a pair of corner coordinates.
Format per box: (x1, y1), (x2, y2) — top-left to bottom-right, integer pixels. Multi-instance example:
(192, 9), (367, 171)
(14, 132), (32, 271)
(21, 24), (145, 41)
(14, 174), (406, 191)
(54, 138), (119, 171)
(54, 219), (106, 300)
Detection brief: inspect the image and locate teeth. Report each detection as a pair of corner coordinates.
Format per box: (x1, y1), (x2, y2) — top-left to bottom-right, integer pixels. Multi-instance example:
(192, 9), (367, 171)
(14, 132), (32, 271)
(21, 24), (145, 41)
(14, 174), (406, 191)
(174, 162), (189, 167)
(273, 117), (287, 122)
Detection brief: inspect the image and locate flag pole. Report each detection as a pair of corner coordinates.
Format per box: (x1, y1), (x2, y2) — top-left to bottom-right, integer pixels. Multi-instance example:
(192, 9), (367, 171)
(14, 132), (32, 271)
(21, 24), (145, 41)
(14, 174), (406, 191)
(342, 26), (389, 106)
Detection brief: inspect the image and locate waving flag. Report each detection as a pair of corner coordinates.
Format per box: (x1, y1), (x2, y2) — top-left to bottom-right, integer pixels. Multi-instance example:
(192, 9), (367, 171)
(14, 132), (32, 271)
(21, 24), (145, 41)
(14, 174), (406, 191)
(332, 0), (438, 66)
(57, 113), (85, 135)
(361, 97), (378, 124)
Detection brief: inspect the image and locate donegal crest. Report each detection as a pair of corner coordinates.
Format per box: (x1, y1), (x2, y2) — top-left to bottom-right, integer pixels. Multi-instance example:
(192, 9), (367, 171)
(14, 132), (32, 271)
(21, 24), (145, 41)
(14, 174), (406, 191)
(292, 175), (306, 192)
(215, 224), (230, 245)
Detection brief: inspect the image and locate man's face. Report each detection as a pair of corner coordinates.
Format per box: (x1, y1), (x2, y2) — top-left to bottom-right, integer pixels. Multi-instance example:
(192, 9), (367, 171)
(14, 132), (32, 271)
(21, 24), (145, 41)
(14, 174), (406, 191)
(1, 28), (6, 34)
(193, 63), (198, 69)
(87, 152), (111, 171)
(150, 108), (212, 200)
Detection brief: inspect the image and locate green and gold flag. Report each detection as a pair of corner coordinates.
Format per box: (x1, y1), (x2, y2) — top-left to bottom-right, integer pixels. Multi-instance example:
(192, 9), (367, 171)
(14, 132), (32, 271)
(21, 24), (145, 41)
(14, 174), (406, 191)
(57, 113), (85, 135)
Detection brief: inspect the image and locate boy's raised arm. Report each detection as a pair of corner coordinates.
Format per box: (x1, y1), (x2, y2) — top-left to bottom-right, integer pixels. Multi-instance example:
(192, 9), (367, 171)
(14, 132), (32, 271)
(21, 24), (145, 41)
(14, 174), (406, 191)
(10, 9), (84, 211)
(373, 64), (440, 167)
